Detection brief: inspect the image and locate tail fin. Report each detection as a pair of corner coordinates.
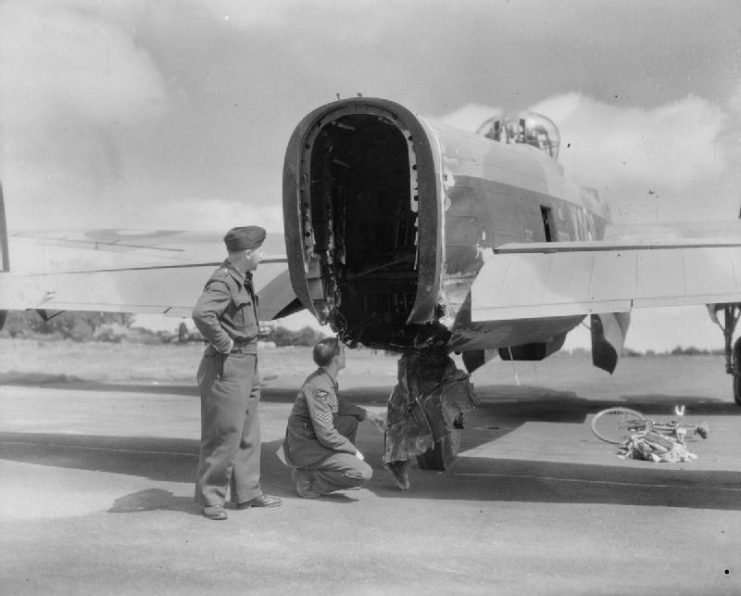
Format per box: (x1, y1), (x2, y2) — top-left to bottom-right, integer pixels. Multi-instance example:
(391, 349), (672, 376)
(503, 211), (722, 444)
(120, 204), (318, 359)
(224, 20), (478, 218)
(0, 182), (8, 272)
(0, 182), (8, 330)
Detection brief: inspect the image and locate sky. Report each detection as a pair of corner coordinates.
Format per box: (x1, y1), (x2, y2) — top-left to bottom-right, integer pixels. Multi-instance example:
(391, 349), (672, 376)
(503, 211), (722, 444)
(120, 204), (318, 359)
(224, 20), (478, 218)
(1, 0), (740, 351)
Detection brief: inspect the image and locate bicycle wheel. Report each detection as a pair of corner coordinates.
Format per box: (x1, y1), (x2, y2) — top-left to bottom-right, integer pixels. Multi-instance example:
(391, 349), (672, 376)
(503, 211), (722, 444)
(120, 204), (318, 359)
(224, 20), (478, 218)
(591, 407), (648, 444)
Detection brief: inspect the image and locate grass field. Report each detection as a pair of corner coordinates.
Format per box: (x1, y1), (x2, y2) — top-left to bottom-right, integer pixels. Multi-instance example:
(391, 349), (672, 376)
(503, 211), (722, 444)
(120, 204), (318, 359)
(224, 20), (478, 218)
(0, 338), (734, 406)
(0, 338), (399, 385)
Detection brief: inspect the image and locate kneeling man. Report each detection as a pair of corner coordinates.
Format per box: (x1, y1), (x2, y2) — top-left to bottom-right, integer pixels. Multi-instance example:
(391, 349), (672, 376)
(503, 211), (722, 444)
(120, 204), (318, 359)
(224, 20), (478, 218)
(283, 338), (385, 498)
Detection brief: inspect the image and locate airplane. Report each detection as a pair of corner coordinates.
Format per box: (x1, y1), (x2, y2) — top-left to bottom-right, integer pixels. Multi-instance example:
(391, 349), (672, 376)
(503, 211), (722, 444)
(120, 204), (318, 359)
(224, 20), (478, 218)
(1, 96), (740, 472)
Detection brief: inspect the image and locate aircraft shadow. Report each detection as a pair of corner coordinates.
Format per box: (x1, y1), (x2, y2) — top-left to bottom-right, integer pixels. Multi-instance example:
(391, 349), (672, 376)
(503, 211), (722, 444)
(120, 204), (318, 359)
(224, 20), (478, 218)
(473, 383), (741, 424)
(3, 373), (735, 416)
(0, 431), (200, 482)
(370, 455), (741, 511)
(108, 488), (202, 517)
(107, 484), (357, 516)
(2, 431), (741, 512)
(0, 374), (392, 406)
(0, 372), (202, 397)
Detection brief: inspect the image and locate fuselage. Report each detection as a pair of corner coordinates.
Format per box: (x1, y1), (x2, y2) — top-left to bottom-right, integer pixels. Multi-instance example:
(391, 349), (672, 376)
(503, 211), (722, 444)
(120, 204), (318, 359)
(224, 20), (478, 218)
(283, 98), (610, 353)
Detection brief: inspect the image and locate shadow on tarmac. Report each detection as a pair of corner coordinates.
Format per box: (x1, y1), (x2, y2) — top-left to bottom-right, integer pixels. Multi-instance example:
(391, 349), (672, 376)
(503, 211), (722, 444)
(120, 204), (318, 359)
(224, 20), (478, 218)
(373, 455), (741, 511)
(473, 384), (741, 422)
(0, 375), (392, 406)
(3, 372), (738, 417)
(3, 431), (741, 512)
(108, 488), (202, 517)
(0, 373), (202, 397)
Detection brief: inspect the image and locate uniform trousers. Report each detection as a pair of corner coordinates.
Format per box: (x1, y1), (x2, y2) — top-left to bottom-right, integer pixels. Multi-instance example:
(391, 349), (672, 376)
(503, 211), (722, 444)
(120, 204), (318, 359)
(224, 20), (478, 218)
(195, 351), (262, 507)
(305, 415), (373, 494)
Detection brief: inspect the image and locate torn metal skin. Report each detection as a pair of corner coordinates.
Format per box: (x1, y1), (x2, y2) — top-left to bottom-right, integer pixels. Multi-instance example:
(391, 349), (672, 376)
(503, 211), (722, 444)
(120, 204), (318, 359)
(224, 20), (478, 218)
(384, 345), (478, 465)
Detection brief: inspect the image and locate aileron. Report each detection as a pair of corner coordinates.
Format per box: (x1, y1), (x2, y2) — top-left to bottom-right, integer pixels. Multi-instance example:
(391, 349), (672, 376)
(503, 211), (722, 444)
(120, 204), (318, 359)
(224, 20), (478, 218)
(0, 260), (295, 321)
(473, 244), (741, 321)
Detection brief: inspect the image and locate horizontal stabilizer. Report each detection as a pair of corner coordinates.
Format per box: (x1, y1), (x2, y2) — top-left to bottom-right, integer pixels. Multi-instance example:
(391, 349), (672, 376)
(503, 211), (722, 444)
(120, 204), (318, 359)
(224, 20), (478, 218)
(0, 260), (295, 321)
(472, 242), (741, 321)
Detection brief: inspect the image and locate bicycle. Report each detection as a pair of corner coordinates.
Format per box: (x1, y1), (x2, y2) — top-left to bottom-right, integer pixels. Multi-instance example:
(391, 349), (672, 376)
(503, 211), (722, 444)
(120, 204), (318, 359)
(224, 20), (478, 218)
(591, 406), (709, 445)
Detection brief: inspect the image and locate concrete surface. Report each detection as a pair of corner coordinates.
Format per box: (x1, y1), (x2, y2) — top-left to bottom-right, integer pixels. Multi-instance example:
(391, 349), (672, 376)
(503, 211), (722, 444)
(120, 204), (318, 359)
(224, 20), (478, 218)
(2, 354), (741, 595)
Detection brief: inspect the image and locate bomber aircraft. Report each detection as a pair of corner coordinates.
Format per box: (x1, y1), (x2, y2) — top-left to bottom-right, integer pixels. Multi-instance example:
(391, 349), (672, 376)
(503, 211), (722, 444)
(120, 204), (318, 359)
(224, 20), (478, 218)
(1, 97), (740, 471)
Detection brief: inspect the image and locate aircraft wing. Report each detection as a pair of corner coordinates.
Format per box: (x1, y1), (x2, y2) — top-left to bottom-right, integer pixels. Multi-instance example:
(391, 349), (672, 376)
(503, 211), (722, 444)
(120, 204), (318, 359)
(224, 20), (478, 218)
(7, 228), (287, 272)
(0, 260), (294, 320)
(471, 238), (741, 322)
(0, 229), (299, 321)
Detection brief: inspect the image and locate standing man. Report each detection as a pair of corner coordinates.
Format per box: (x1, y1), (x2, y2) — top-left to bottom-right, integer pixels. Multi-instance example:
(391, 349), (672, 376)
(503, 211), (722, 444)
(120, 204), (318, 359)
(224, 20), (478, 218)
(192, 226), (282, 520)
(283, 338), (386, 498)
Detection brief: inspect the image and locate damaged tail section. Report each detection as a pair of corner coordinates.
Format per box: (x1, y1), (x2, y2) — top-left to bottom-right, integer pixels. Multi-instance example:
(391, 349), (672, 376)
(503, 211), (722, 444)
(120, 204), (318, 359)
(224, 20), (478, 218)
(283, 98), (444, 349)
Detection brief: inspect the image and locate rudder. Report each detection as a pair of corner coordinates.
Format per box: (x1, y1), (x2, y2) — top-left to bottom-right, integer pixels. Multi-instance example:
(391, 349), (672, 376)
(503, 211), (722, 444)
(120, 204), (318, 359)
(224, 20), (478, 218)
(0, 182), (8, 330)
(0, 182), (8, 272)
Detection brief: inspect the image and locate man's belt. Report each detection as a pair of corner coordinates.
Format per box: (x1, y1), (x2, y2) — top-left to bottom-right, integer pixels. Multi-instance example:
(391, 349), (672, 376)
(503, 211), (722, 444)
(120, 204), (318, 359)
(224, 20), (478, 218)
(230, 340), (256, 354)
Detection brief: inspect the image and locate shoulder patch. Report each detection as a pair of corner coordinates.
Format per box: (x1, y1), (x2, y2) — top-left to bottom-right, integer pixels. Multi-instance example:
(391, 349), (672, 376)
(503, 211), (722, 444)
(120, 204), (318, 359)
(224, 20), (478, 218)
(315, 390), (330, 400)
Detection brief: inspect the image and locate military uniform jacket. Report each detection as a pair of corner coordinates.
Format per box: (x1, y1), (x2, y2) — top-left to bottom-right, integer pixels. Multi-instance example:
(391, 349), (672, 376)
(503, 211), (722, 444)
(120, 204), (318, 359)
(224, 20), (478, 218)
(192, 260), (259, 354)
(283, 369), (367, 468)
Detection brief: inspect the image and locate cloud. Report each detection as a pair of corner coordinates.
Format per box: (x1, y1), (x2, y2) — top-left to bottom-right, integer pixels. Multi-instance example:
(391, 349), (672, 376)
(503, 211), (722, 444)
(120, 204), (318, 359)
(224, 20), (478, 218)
(437, 103), (503, 133)
(535, 94), (726, 190)
(196, 0), (409, 52)
(541, 93), (739, 222)
(0, 0), (168, 227)
(0, 1), (166, 127)
(731, 82), (741, 114)
(143, 197), (285, 233)
(196, 0), (286, 28)
(440, 91), (740, 223)
(194, 0), (282, 26)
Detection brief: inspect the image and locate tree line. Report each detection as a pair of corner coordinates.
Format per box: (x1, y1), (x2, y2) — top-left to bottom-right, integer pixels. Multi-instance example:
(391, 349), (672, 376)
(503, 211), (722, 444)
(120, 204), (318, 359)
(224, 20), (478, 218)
(0, 311), (724, 354)
(1, 311), (135, 342)
(0, 310), (327, 347)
